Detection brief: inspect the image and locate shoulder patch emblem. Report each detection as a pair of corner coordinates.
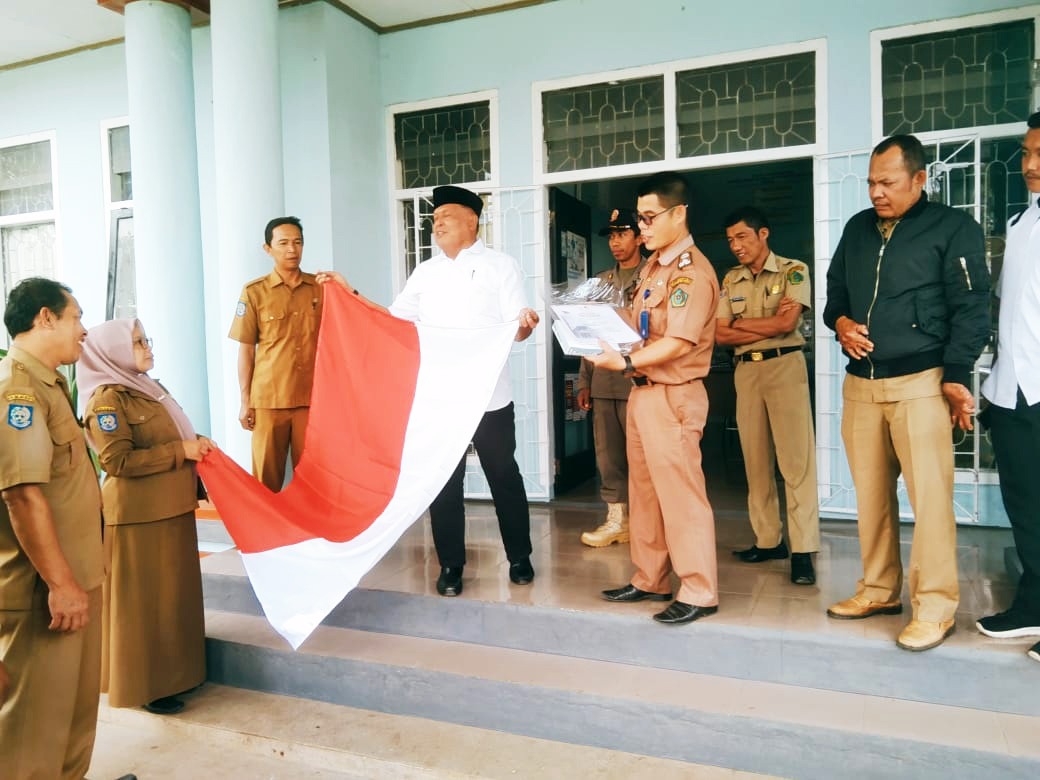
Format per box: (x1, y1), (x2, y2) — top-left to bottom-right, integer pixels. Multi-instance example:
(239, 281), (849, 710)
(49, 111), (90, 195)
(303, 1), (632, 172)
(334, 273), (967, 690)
(235, 300), (247, 317)
(670, 288), (689, 308)
(5, 392), (35, 403)
(787, 268), (805, 285)
(677, 252), (693, 269)
(93, 405), (117, 413)
(97, 413), (119, 432)
(669, 276), (693, 289)
(7, 403), (33, 430)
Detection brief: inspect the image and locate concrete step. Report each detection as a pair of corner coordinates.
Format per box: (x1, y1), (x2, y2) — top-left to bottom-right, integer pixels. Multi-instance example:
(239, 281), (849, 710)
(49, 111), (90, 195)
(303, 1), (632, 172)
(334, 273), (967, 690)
(89, 682), (763, 780)
(204, 610), (1040, 780)
(202, 558), (1040, 717)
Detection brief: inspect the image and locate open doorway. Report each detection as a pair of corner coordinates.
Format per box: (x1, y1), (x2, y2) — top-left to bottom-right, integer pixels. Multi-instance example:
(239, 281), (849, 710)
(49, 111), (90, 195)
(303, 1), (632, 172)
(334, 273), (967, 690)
(549, 156), (815, 501)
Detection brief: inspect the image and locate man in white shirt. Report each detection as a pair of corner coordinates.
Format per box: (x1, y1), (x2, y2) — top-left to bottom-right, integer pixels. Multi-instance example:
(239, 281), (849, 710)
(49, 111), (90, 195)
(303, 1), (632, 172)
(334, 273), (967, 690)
(318, 185), (540, 597)
(977, 112), (1040, 664)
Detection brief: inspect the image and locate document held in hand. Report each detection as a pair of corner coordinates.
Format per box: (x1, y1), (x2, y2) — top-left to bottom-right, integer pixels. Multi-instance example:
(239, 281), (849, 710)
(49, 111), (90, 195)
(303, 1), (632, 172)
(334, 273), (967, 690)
(550, 303), (641, 356)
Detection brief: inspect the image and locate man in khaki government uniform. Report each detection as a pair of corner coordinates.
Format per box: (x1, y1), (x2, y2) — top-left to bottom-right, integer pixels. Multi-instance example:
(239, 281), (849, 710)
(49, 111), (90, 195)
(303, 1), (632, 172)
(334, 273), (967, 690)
(716, 206), (819, 586)
(230, 216), (323, 492)
(823, 135), (989, 652)
(0, 277), (105, 779)
(588, 172), (721, 626)
(577, 208), (645, 547)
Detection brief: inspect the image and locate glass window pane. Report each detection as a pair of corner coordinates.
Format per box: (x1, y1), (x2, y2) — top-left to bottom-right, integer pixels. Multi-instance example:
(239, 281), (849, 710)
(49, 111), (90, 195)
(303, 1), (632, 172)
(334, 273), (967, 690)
(881, 20), (1033, 135)
(0, 141), (53, 217)
(676, 52), (816, 158)
(109, 212), (136, 320)
(108, 126), (133, 202)
(2, 221), (56, 296)
(394, 101), (491, 189)
(541, 76), (665, 173)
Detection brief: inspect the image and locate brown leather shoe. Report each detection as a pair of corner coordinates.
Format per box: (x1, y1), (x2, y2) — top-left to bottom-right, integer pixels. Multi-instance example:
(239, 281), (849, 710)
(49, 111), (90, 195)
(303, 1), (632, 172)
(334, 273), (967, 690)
(897, 619), (956, 652)
(826, 594), (903, 620)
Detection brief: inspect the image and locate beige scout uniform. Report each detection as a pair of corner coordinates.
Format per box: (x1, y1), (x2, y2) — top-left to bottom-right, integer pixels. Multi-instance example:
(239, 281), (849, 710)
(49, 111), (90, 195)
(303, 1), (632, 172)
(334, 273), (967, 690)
(229, 271), (323, 491)
(626, 237), (720, 606)
(577, 260), (646, 503)
(0, 345), (104, 780)
(717, 253), (819, 553)
(85, 386), (205, 708)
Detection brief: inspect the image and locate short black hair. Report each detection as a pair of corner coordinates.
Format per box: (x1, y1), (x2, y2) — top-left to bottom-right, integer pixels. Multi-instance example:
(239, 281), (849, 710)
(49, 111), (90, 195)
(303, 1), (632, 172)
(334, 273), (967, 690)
(4, 277), (72, 338)
(1027, 111), (1040, 129)
(636, 171), (691, 210)
(723, 206), (770, 234)
(872, 134), (926, 175)
(264, 216), (304, 246)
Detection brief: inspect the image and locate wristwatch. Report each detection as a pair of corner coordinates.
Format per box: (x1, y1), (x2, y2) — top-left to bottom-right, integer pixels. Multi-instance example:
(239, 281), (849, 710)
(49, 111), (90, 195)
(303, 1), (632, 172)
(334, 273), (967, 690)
(622, 354), (636, 377)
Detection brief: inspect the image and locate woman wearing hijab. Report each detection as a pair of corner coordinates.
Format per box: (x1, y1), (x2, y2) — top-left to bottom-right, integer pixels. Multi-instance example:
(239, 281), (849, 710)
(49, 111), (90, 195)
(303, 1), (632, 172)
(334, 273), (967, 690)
(79, 318), (214, 715)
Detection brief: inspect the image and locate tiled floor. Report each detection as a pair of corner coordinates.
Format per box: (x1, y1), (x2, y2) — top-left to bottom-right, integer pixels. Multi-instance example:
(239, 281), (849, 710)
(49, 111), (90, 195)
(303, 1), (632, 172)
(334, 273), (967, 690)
(343, 476), (1026, 655)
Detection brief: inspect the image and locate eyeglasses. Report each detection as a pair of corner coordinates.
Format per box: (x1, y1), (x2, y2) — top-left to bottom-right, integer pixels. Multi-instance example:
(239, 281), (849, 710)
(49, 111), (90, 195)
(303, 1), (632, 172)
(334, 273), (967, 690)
(133, 337), (153, 349)
(635, 204), (683, 227)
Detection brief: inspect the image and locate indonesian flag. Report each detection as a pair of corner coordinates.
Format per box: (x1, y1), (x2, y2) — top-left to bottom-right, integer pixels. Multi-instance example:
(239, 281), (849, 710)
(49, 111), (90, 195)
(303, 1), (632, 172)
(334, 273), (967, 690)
(198, 283), (518, 649)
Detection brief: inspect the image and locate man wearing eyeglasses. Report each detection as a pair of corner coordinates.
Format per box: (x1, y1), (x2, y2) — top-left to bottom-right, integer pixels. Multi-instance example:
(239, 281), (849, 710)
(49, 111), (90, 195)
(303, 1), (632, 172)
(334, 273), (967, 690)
(576, 208), (645, 548)
(587, 171), (721, 625)
(229, 216), (323, 492)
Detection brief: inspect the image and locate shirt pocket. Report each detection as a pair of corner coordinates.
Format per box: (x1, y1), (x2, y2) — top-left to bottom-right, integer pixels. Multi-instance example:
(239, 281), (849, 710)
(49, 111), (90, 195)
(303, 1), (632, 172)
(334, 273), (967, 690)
(49, 417), (84, 479)
(124, 400), (170, 447)
(257, 306), (289, 343)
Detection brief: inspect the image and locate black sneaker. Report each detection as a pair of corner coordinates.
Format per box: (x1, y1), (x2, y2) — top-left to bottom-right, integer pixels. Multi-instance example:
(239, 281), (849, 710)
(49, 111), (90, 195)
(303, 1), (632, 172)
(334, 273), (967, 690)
(1029, 642), (1040, 664)
(975, 610), (1040, 639)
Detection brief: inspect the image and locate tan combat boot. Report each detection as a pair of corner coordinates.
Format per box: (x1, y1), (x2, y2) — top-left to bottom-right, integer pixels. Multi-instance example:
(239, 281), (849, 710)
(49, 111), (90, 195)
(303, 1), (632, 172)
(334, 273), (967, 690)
(581, 503), (630, 547)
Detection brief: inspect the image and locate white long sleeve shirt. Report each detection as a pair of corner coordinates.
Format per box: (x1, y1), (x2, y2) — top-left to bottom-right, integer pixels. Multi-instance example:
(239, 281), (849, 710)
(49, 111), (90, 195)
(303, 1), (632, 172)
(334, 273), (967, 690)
(390, 239), (528, 411)
(982, 196), (1040, 408)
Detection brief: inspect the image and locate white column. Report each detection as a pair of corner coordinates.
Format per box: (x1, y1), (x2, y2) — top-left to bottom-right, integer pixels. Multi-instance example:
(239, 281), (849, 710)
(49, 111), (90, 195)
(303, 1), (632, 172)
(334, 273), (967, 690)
(209, 0), (284, 466)
(124, 0), (210, 432)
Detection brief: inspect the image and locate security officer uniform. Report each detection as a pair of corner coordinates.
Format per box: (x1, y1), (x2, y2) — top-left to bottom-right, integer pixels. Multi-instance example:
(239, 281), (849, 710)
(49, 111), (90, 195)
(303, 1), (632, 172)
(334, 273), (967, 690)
(718, 253), (819, 555)
(0, 345), (104, 779)
(626, 237), (720, 607)
(577, 257), (645, 543)
(229, 270), (323, 491)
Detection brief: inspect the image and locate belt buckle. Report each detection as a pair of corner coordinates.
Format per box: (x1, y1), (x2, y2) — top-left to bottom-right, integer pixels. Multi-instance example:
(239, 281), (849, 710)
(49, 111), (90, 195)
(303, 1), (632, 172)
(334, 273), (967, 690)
(750, 351), (763, 362)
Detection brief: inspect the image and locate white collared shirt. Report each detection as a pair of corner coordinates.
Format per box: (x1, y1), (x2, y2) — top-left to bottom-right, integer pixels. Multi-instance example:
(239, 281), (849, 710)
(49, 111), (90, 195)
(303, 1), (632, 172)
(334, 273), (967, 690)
(982, 196), (1040, 408)
(390, 239), (529, 411)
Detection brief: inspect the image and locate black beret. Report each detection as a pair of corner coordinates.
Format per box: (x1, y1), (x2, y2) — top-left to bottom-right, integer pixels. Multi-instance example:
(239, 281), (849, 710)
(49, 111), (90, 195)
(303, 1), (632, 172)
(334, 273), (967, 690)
(432, 185), (483, 217)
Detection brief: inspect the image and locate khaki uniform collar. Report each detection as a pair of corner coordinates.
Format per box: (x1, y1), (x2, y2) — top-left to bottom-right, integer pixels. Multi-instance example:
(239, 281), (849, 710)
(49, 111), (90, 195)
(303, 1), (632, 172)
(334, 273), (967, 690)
(654, 234), (695, 267)
(6, 344), (61, 387)
(731, 251), (780, 282)
(265, 270), (315, 289)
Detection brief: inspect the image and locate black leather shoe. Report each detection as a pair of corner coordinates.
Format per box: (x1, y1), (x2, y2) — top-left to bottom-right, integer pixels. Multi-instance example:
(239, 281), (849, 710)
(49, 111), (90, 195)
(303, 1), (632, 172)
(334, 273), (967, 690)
(143, 696), (184, 715)
(601, 584), (672, 602)
(509, 558), (535, 585)
(115, 775), (138, 780)
(733, 541), (789, 562)
(436, 566), (463, 597)
(653, 601), (718, 624)
(790, 552), (816, 585)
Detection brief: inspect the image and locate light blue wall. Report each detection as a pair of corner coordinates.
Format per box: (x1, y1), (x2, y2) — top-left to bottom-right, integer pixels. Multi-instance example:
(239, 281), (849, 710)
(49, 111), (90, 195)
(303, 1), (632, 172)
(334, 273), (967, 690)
(378, 0), (1034, 183)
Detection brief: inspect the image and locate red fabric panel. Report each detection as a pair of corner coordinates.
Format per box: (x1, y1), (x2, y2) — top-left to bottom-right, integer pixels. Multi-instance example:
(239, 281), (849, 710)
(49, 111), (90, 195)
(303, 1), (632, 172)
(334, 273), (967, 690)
(198, 284), (420, 553)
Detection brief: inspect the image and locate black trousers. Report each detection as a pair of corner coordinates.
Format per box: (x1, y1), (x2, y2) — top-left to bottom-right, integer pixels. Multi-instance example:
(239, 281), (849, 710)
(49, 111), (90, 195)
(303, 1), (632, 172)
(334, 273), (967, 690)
(986, 390), (1040, 620)
(429, 402), (532, 568)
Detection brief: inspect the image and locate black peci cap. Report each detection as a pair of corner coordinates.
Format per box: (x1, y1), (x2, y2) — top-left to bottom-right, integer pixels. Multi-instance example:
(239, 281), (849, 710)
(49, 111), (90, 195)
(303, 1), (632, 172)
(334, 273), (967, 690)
(598, 207), (639, 236)
(432, 185), (484, 217)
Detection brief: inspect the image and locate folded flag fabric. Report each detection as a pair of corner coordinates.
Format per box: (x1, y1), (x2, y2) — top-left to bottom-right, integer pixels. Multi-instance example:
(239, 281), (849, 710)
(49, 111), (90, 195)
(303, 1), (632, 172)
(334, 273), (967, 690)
(198, 282), (519, 649)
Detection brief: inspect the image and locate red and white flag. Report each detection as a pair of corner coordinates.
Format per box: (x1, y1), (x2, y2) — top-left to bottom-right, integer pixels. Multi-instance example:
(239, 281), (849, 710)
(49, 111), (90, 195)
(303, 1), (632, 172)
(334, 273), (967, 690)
(199, 283), (518, 648)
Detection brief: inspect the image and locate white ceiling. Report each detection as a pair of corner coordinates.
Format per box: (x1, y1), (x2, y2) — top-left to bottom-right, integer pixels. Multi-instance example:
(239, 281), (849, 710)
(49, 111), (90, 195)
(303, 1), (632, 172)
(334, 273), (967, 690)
(0, 0), (547, 69)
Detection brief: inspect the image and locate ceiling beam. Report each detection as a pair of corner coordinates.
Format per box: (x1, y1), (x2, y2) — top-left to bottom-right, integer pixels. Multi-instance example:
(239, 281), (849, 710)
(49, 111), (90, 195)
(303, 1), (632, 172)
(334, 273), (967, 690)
(98, 0), (211, 18)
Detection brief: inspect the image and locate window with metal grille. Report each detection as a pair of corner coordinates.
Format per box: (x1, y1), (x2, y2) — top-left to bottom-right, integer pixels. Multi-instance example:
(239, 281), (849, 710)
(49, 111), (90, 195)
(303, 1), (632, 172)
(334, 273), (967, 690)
(393, 100), (491, 189)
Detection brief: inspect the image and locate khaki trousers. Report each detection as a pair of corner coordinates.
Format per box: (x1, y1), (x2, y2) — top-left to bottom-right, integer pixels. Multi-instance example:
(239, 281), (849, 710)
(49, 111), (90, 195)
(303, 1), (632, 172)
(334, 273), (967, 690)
(252, 406), (309, 492)
(592, 397), (629, 503)
(627, 381), (718, 606)
(735, 350), (819, 552)
(0, 585), (102, 780)
(841, 368), (958, 622)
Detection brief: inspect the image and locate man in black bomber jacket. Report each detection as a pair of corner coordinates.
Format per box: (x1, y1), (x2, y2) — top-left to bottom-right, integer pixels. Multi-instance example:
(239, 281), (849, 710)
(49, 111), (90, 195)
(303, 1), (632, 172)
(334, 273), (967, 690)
(822, 134), (990, 652)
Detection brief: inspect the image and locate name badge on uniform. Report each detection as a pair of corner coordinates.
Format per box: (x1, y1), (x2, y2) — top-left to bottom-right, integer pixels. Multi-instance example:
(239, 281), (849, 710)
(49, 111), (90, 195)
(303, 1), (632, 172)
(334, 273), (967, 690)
(7, 403), (33, 430)
(97, 413), (119, 432)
